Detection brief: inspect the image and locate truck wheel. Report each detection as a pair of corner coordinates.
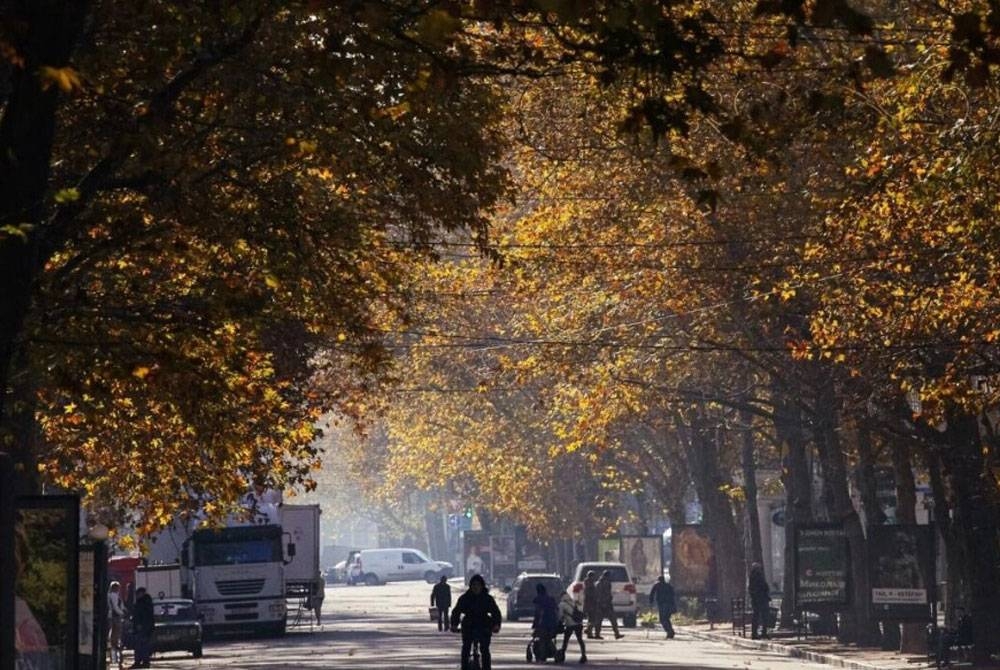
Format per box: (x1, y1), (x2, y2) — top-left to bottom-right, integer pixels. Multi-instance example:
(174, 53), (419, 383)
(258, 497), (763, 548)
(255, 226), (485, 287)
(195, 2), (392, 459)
(192, 645), (203, 658)
(364, 573), (381, 586)
(623, 613), (637, 628)
(425, 571), (438, 584)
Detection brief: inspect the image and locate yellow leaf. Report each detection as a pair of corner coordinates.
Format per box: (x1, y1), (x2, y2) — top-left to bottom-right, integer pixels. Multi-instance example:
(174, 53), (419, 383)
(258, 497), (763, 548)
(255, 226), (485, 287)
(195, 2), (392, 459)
(63, 402), (77, 414)
(264, 273), (281, 289)
(54, 188), (80, 204)
(132, 366), (151, 380)
(38, 66), (83, 93)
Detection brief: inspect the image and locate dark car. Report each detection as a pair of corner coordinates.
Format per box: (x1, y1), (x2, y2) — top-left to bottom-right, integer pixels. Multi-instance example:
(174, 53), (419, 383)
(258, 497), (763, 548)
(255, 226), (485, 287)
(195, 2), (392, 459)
(506, 573), (565, 622)
(152, 598), (202, 658)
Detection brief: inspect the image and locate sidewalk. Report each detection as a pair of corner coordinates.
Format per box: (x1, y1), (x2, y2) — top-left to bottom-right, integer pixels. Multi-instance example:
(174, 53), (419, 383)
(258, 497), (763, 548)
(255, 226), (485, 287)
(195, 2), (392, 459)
(679, 623), (936, 670)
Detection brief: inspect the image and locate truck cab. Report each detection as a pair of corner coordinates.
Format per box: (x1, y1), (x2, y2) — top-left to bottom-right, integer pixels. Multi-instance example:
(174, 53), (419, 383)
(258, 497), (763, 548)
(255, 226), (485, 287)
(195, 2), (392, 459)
(183, 525), (290, 635)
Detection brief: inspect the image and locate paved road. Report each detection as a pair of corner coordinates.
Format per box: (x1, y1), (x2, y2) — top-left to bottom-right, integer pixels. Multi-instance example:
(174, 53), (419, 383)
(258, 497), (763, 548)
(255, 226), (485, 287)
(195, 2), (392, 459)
(145, 581), (829, 670)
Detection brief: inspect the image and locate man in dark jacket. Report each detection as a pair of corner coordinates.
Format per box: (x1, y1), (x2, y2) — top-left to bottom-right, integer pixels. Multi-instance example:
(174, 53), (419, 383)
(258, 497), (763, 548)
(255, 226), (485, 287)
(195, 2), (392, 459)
(748, 563), (770, 639)
(130, 587), (155, 668)
(649, 575), (676, 639)
(582, 571), (599, 638)
(431, 575), (452, 632)
(450, 574), (502, 670)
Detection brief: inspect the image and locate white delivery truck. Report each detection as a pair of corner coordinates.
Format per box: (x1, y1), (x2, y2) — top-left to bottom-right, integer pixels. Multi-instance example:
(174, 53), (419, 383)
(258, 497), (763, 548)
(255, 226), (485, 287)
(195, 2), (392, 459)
(182, 524), (292, 636)
(281, 505), (323, 613)
(136, 563), (183, 600)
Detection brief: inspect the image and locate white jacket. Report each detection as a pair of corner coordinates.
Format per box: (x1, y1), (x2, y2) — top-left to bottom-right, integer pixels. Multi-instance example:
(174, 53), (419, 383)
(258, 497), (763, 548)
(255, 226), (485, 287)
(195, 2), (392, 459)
(558, 593), (581, 628)
(108, 592), (125, 619)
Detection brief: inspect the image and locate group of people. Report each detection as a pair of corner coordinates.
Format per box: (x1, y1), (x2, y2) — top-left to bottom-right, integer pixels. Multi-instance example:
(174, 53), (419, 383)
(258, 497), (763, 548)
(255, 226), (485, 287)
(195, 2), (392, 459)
(579, 570), (624, 640)
(528, 582), (588, 664)
(108, 581), (155, 668)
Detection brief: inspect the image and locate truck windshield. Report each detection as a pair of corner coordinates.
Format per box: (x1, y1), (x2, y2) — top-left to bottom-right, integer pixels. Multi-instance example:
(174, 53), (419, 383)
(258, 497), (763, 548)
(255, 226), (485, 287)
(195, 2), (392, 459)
(195, 539), (280, 566)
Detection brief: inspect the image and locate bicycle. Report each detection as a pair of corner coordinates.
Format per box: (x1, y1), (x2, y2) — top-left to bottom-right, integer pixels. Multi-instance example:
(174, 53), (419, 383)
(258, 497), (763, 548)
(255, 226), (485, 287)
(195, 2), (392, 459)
(468, 637), (483, 670)
(452, 624), (494, 670)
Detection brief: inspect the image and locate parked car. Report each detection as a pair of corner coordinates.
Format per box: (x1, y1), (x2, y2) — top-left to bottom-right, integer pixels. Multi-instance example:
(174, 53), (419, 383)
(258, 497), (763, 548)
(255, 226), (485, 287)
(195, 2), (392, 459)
(568, 562), (638, 627)
(506, 573), (565, 622)
(325, 563), (344, 584)
(151, 598), (202, 658)
(355, 548), (454, 586)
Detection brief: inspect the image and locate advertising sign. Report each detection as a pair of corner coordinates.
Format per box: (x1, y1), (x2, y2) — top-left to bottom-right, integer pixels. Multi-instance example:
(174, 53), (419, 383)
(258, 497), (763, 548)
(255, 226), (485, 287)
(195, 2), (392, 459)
(515, 525), (547, 572)
(869, 525), (935, 621)
(15, 495), (80, 670)
(490, 535), (517, 586)
(794, 524), (850, 608)
(621, 535), (663, 593)
(78, 551), (94, 657)
(669, 525), (716, 596)
(597, 538), (620, 563)
(462, 530), (492, 584)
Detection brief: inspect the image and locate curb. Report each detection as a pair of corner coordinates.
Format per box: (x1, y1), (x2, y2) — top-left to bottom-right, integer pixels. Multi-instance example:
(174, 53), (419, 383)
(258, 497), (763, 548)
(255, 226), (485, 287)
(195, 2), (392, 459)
(679, 627), (901, 670)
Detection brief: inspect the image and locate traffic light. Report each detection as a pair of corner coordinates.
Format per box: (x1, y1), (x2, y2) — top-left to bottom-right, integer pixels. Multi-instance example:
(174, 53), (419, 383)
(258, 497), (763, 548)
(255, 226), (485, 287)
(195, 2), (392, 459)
(463, 505), (474, 520)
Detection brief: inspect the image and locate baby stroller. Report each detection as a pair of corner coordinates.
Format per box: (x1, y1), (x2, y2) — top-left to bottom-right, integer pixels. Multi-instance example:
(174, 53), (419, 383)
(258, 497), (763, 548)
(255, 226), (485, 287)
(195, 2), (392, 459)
(526, 626), (560, 664)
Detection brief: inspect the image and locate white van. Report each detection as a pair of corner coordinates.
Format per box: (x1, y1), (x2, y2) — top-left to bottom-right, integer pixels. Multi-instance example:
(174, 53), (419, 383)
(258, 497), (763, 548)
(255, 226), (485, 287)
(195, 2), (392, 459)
(355, 548), (454, 585)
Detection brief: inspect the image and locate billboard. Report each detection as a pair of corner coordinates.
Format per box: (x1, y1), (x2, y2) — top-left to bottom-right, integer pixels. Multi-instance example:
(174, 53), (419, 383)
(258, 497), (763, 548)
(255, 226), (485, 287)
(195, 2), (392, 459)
(515, 526), (547, 572)
(462, 530), (492, 584)
(869, 525), (935, 621)
(597, 538), (620, 563)
(490, 534), (517, 586)
(669, 525), (716, 596)
(621, 535), (663, 593)
(794, 524), (850, 608)
(15, 495), (80, 670)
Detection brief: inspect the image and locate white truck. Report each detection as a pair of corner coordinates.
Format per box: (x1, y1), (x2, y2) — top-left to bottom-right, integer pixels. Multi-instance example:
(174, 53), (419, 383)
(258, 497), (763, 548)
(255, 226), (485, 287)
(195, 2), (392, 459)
(280, 505), (323, 611)
(135, 563), (183, 600)
(181, 523), (292, 636)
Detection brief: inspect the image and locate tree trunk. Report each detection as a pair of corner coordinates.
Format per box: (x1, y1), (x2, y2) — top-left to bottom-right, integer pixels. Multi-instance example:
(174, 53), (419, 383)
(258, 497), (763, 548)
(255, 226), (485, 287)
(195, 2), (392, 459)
(889, 441), (924, 654)
(683, 417), (745, 620)
(814, 382), (878, 646)
(775, 395), (811, 628)
(923, 448), (966, 624)
(940, 412), (1000, 663)
(741, 409), (764, 570)
(856, 424), (886, 531)
(0, 0), (92, 482)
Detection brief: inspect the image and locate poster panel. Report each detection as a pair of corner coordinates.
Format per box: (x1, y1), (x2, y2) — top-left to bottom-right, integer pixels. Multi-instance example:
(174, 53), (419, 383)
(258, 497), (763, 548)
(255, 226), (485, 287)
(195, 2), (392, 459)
(462, 530), (492, 585)
(869, 525), (935, 621)
(620, 535), (663, 593)
(490, 535), (517, 586)
(794, 524), (850, 609)
(669, 525), (716, 596)
(597, 538), (620, 563)
(15, 495), (80, 670)
(78, 551), (94, 657)
(514, 526), (547, 573)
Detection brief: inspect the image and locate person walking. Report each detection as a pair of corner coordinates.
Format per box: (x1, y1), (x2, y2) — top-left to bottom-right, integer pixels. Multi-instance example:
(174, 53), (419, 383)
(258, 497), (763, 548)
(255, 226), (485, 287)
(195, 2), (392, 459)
(431, 575), (452, 632)
(593, 570), (623, 640)
(748, 562), (771, 640)
(558, 589), (587, 664)
(582, 571), (599, 639)
(649, 575), (676, 639)
(450, 574), (502, 670)
(130, 587), (154, 668)
(108, 581), (126, 666)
